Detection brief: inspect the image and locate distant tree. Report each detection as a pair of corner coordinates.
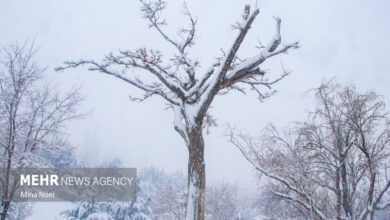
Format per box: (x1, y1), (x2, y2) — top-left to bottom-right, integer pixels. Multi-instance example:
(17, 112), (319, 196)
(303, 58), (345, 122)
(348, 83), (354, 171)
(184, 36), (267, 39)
(0, 43), (83, 220)
(56, 1), (298, 219)
(141, 168), (187, 220)
(205, 181), (259, 220)
(230, 80), (390, 220)
(40, 138), (78, 168)
(62, 167), (187, 220)
(205, 181), (238, 220)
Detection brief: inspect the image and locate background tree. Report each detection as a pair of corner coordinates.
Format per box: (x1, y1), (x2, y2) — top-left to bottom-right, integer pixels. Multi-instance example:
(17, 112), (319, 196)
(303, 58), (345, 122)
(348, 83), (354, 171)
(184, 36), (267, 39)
(56, 1), (298, 219)
(205, 181), (238, 220)
(0, 43), (82, 220)
(205, 181), (259, 220)
(142, 168), (187, 220)
(230, 80), (390, 220)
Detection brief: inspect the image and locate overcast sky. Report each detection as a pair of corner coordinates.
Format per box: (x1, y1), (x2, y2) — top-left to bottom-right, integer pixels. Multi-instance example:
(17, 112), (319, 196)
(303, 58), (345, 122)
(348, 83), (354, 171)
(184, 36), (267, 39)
(1, 0), (390, 219)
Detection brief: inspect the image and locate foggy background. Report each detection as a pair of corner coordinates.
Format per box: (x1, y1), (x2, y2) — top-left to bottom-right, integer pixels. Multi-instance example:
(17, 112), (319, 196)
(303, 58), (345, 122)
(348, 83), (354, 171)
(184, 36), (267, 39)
(1, 0), (389, 219)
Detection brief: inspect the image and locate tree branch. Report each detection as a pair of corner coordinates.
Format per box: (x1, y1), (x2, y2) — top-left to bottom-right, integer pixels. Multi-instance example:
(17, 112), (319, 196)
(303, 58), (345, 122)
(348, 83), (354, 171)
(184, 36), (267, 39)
(55, 60), (180, 105)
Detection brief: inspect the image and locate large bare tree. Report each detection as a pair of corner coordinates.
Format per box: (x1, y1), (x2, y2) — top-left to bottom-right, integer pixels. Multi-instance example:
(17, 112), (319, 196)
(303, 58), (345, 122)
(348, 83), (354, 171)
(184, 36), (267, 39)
(230, 81), (390, 220)
(0, 43), (83, 220)
(56, 1), (298, 219)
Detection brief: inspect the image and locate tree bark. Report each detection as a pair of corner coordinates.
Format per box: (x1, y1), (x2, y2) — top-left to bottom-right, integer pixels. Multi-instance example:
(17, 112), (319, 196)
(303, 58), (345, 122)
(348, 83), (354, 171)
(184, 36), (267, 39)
(185, 127), (206, 220)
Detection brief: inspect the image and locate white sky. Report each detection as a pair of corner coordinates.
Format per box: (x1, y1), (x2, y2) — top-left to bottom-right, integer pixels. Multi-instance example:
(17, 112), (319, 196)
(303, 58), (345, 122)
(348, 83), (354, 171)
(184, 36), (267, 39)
(1, 0), (389, 219)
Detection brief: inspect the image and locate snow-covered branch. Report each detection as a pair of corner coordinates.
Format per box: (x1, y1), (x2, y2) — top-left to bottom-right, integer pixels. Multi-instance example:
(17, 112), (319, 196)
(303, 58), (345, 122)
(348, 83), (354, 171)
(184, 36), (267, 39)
(194, 8), (260, 118)
(140, 0), (198, 87)
(271, 190), (327, 220)
(359, 180), (390, 220)
(173, 105), (189, 146)
(56, 60), (181, 105)
(228, 127), (327, 220)
(194, 11), (298, 119)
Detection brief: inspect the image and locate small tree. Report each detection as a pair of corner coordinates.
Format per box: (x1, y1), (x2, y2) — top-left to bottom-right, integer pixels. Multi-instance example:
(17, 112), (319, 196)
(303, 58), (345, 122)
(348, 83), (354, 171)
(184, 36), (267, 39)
(230, 81), (390, 220)
(0, 43), (82, 220)
(56, 1), (298, 219)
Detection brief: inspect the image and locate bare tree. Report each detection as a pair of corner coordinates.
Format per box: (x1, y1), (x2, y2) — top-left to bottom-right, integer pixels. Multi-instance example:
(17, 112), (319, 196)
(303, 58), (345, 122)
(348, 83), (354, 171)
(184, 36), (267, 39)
(205, 181), (259, 220)
(205, 181), (239, 220)
(0, 43), (83, 220)
(56, 1), (298, 219)
(230, 80), (390, 220)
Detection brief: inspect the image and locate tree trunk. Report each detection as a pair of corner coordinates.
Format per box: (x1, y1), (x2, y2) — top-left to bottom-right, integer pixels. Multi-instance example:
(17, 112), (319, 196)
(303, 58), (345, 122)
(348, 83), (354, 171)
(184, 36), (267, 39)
(1, 201), (10, 220)
(1, 156), (13, 220)
(335, 168), (342, 220)
(185, 127), (206, 220)
(341, 158), (351, 218)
